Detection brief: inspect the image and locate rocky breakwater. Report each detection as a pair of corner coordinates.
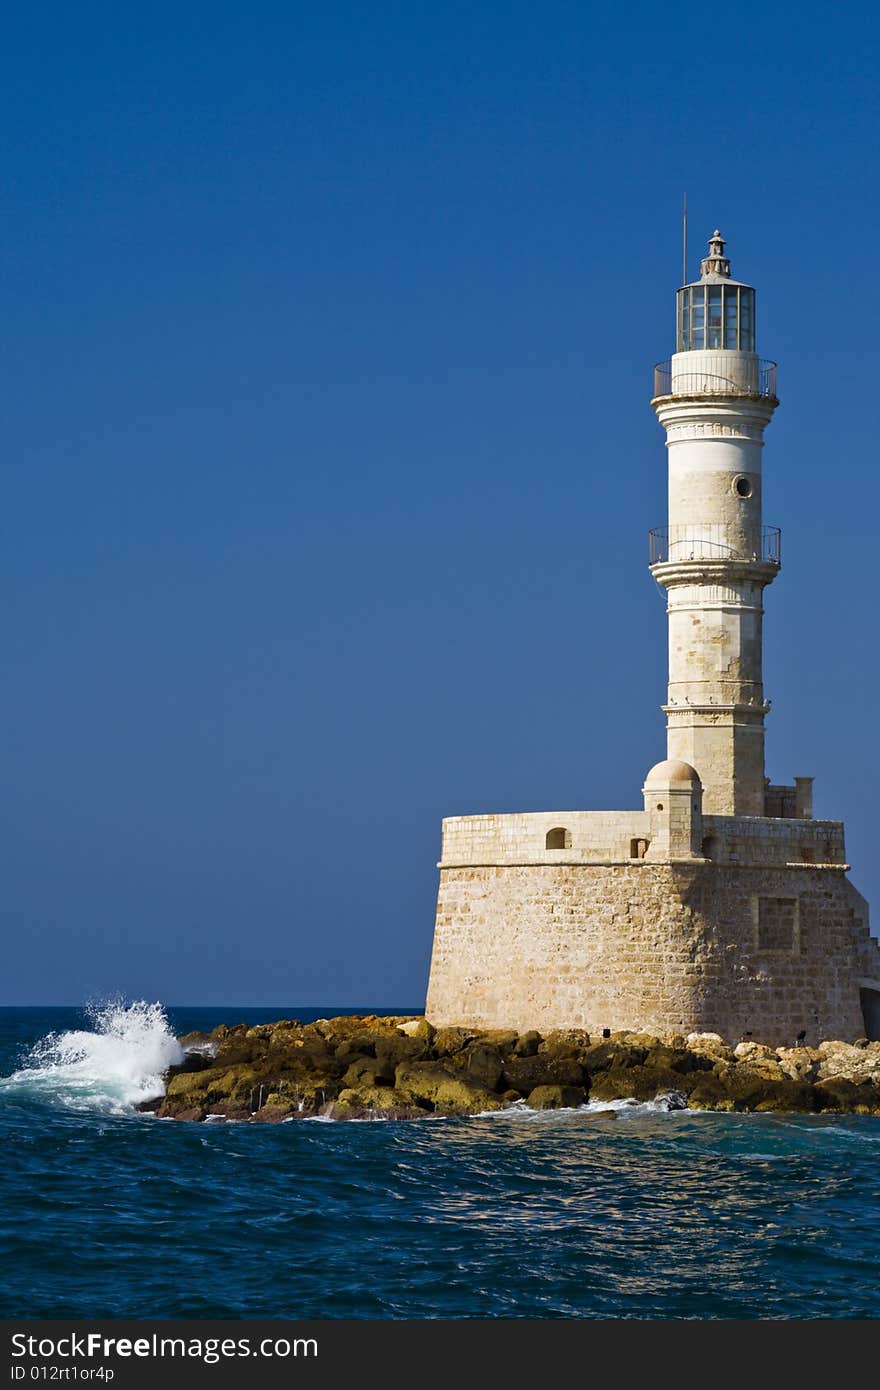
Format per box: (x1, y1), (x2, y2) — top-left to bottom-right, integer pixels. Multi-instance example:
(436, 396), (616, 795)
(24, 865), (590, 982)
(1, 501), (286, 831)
(140, 1017), (880, 1122)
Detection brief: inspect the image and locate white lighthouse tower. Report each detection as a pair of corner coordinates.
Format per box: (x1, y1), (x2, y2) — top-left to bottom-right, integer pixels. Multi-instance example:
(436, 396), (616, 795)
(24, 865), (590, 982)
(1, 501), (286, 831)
(649, 231), (781, 816)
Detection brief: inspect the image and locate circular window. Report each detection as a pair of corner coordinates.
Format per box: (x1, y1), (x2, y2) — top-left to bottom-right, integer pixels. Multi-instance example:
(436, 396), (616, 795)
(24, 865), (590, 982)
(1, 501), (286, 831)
(656, 802), (664, 811)
(733, 475), (753, 498)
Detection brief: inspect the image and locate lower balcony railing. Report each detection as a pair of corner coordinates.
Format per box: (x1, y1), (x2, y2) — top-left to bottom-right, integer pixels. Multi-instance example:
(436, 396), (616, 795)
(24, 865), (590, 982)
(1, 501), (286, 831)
(649, 524), (781, 566)
(653, 358), (777, 399)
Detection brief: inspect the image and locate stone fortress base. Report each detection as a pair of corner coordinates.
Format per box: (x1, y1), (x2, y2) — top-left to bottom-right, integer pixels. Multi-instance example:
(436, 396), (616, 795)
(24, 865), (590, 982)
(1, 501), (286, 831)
(425, 763), (880, 1047)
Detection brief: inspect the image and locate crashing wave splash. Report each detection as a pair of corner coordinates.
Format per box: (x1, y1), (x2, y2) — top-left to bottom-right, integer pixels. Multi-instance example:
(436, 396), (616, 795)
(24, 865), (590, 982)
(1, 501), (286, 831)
(0, 1000), (183, 1115)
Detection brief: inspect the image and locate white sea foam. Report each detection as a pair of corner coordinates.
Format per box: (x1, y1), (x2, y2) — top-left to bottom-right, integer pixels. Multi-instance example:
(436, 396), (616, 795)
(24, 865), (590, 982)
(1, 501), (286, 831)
(471, 1094), (695, 1121)
(0, 1000), (184, 1115)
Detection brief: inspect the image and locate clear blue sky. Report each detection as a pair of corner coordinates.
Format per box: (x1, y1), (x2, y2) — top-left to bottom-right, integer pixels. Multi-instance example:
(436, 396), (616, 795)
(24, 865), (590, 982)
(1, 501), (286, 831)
(3, 2), (879, 1004)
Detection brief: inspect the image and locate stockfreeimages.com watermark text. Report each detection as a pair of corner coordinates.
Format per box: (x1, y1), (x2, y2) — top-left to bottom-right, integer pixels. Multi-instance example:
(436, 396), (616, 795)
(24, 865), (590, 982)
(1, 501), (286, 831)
(11, 1331), (317, 1369)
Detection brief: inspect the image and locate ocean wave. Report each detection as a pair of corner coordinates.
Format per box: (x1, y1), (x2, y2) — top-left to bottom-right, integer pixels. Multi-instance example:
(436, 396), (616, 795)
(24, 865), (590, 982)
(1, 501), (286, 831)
(0, 1000), (183, 1115)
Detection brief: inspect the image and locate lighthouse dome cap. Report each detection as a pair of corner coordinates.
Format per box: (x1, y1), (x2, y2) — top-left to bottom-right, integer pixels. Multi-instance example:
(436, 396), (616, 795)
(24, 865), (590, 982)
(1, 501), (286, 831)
(643, 759), (702, 787)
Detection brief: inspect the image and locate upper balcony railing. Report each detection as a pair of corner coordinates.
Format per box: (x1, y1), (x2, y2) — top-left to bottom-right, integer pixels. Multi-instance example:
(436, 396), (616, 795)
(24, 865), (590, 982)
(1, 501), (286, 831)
(653, 358), (777, 400)
(649, 524), (781, 567)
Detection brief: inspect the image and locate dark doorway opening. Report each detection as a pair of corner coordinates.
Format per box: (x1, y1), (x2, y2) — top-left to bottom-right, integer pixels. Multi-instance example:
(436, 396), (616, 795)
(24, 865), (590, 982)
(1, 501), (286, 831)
(859, 988), (880, 1041)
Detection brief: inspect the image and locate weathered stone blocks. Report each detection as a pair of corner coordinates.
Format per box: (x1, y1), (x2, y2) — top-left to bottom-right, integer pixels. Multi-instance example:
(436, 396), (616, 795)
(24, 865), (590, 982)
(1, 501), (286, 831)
(426, 860), (874, 1046)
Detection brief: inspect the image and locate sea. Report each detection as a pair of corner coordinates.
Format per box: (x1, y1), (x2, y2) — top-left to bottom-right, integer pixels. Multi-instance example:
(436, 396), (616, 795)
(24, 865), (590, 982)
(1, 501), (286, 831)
(1, 1001), (878, 1320)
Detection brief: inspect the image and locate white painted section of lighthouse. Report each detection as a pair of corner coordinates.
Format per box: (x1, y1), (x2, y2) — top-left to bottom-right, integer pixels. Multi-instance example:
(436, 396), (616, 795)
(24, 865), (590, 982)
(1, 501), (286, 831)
(650, 232), (780, 816)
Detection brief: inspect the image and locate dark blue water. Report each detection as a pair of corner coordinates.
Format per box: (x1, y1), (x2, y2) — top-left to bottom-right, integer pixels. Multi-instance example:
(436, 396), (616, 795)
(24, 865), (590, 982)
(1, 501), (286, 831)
(1, 1004), (879, 1319)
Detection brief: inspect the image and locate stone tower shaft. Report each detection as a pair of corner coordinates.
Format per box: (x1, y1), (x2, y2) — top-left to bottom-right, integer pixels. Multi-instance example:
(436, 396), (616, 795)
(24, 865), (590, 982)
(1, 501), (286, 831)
(650, 232), (779, 816)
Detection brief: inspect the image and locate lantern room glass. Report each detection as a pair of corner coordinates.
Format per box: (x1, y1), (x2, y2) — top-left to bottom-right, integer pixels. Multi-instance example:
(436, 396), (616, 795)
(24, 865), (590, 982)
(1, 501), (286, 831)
(676, 284), (755, 352)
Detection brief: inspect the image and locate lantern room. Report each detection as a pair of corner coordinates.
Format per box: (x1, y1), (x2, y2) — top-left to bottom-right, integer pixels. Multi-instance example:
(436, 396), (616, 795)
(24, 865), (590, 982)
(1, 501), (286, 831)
(676, 231), (755, 353)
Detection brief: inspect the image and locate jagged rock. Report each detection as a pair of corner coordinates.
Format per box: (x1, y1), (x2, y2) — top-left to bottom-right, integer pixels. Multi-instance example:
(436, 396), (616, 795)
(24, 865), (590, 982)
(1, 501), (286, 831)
(393, 1018), (437, 1043)
(538, 1029), (591, 1059)
(342, 1057), (395, 1089)
(461, 1042), (505, 1091)
(686, 1072), (736, 1111)
(513, 1030), (542, 1057)
(695, 1067), (815, 1112)
(501, 1055), (585, 1094)
(178, 1030), (219, 1054)
(481, 1030), (519, 1051)
(816, 1040), (880, 1084)
(323, 1086), (419, 1118)
(373, 1032), (429, 1067)
(146, 1014), (880, 1122)
(654, 1090), (689, 1111)
(776, 1046), (820, 1082)
(214, 1034), (272, 1067)
(334, 1035), (379, 1065)
(430, 1027), (476, 1057)
(814, 1078), (880, 1114)
(580, 1040), (648, 1073)
(734, 1041), (778, 1063)
(616, 1032), (663, 1049)
(725, 1051), (785, 1081)
(686, 1032), (734, 1064)
(526, 1084), (586, 1109)
(644, 1046), (710, 1074)
(394, 1060), (502, 1113)
(251, 1103), (296, 1123)
(164, 1068), (220, 1099)
(169, 1051), (212, 1076)
(588, 1065), (692, 1102)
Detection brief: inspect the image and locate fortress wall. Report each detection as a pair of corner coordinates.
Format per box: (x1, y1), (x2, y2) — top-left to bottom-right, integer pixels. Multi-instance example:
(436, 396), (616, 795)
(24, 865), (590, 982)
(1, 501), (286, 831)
(439, 812), (847, 869)
(702, 816), (847, 865)
(440, 811), (651, 866)
(425, 862), (868, 1045)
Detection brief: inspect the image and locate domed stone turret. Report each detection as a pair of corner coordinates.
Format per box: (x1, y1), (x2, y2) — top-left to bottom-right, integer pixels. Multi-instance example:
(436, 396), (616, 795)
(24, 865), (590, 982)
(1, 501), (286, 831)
(643, 759), (702, 787)
(642, 758), (703, 860)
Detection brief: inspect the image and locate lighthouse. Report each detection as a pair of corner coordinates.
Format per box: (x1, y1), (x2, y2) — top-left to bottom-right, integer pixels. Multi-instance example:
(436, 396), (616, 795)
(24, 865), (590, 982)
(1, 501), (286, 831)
(650, 232), (779, 816)
(424, 226), (879, 1045)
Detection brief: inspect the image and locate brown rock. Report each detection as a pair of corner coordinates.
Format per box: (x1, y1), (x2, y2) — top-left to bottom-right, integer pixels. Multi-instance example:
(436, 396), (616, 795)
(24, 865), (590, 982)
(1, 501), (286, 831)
(776, 1047), (820, 1082)
(373, 1033), (429, 1067)
(814, 1078), (880, 1114)
(644, 1046), (708, 1074)
(526, 1084), (586, 1110)
(686, 1032), (734, 1065)
(816, 1041), (880, 1084)
(501, 1055), (585, 1094)
(462, 1042), (505, 1091)
(342, 1057), (395, 1089)
(696, 1066), (815, 1112)
(430, 1027), (476, 1057)
(687, 1073), (737, 1111)
(580, 1040), (648, 1073)
(733, 1041), (778, 1063)
(394, 1060), (502, 1113)
(538, 1029), (591, 1058)
(588, 1066), (692, 1103)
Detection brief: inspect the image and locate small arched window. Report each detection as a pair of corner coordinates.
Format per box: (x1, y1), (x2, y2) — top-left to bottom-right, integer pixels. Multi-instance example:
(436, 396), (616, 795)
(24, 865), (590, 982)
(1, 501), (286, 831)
(546, 827), (571, 850)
